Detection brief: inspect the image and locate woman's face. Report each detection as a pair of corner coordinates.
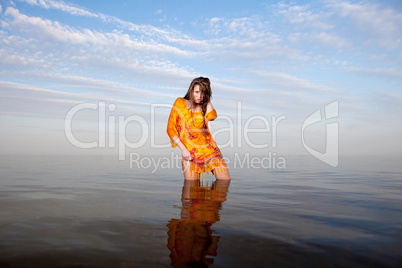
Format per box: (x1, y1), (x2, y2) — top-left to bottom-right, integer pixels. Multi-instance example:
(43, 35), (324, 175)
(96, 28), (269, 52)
(193, 84), (204, 104)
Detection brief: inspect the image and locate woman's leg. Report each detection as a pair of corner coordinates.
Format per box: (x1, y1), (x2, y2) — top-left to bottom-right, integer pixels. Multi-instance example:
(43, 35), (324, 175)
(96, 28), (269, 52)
(212, 167), (231, 180)
(182, 159), (200, 180)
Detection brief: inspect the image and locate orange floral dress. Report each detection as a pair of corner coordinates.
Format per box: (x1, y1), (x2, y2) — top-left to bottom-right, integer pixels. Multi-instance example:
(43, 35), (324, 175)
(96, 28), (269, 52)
(167, 98), (228, 176)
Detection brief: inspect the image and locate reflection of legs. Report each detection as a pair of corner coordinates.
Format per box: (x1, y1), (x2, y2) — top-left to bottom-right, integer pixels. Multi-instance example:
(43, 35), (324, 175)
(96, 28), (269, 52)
(212, 167), (231, 180)
(182, 159), (200, 180)
(181, 179), (198, 219)
(213, 178), (230, 191)
(211, 179), (230, 202)
(182, 179), (198, 200)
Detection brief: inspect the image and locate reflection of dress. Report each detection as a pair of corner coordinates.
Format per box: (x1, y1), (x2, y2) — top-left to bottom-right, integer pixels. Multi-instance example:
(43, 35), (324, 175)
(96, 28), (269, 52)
(167, 179), (230, 267)
(167, 97), (227, 175)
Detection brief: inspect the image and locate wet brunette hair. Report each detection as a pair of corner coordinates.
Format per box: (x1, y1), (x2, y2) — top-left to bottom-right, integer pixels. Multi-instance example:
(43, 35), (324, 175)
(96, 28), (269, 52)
(183, 77), (212, 116)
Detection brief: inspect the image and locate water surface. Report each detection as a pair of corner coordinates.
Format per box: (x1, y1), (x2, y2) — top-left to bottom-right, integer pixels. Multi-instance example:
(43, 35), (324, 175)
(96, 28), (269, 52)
(0, 155), (401, 267)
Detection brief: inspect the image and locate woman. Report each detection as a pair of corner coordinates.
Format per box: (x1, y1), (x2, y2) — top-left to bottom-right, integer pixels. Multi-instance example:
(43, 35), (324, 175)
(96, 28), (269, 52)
(167, 77), (230, 180)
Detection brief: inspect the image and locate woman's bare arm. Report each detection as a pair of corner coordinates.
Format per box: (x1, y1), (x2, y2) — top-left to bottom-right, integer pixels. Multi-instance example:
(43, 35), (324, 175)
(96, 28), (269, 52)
(206, 101), (214, 114)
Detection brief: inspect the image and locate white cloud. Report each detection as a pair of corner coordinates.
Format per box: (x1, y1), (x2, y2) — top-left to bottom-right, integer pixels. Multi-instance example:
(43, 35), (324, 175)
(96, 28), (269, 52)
(0, 70), (185, 100)
(252, 71), (333, 92)
(328, 1), (402, 50)
(4, 7), (103, 44)
(276, 3), (333, 30)
(288, 31), (348, 48)
(203, 34), (307, 64)
(2, 6), (310, 78)
(206, 16), (266, 38)
(208, 17), (223, 35)
(3, 7), (193, 57)
(312, 32), (348, 47)
(0, 48), (45, 65)
(0, 6), (201, 86)
(19, 0), (192, 44)
(346, 66), (402, 81)
(21, 0), (101, 18)
(0, 80), (162, 117)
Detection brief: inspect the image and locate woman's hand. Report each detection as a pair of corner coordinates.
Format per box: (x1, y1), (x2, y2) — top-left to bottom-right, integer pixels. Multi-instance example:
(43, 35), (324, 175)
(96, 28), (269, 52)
(182, 148), (193, 161)
(172, 136), (193, 161)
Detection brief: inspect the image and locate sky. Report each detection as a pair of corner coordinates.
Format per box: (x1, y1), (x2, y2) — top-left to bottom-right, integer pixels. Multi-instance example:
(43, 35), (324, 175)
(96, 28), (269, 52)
(0, 0), (401, 161)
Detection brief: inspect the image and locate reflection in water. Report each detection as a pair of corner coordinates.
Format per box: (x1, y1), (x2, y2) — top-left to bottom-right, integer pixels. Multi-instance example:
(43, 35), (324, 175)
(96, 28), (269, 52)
(167, 179), (230, 267)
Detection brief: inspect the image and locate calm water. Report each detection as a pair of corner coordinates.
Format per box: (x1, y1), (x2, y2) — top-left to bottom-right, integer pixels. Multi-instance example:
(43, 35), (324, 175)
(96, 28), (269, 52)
(0, 154), (401, 267)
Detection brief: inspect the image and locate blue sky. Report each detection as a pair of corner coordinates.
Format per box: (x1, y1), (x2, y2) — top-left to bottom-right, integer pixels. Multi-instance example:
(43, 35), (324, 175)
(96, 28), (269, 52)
(0, 0), (401, 158)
